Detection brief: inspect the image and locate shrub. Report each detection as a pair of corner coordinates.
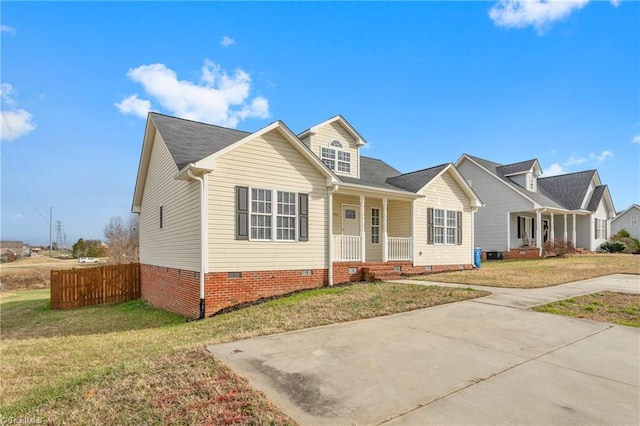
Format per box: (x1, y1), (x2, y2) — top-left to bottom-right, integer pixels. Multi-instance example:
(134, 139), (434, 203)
(543, 239), (575, 258)
(600, 240), (627, 253)
(611, 230), (640, 254)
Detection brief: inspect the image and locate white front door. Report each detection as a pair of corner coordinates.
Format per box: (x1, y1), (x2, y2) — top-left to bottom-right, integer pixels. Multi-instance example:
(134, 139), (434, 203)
(343, 206), (360, 236)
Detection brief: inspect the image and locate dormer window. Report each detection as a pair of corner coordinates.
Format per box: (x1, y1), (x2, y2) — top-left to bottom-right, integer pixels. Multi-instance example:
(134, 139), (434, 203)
(321, 140), (351, 174)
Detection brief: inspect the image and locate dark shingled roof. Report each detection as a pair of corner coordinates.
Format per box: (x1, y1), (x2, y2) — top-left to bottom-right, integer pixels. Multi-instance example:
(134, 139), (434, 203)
(537, 170), (597, 210)
(339, 156), (409, 191)
(462, 154), (567, 209)
(386, 164), (450, 193)
(150, 112), (250, 170)
(496, 159), (537, 176)
(586, 186), (607, 212)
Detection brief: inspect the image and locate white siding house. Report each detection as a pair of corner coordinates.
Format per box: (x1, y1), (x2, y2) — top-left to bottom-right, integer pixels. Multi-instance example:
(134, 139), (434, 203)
(456, 154), (616, 256)
(612, 204), (640, 240)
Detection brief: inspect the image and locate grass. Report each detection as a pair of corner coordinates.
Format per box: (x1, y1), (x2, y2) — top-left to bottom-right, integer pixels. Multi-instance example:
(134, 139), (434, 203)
(533, 291), (640, 327)
(0, 282), (487, 425)
(414, 254), (639, 288)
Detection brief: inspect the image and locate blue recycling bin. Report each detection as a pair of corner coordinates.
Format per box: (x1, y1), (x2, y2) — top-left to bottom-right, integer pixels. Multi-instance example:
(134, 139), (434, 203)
(473, 247), (482, 269)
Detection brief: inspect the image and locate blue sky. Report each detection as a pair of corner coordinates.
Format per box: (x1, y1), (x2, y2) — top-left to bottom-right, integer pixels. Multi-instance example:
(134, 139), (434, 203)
(2, 1), (638, 246)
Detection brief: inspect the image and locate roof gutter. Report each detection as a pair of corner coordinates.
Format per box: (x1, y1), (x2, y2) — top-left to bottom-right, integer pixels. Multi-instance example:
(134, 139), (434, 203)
(187, 167), (208, 320)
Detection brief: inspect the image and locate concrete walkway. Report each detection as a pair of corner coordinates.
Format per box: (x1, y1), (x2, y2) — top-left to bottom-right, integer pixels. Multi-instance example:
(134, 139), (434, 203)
(207, 274), (640, 425)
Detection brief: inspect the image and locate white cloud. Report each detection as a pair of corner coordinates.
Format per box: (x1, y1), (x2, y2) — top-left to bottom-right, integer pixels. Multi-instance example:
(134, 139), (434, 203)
(544, 149), (614, 175)
(13, 213), (24, 220)
(564, 155), (586, 166)
(633, 135), (640, 144)
(116, 61), (269, 127)
(543, 162), (566, 176)
(1, 83), (36, 141)
(610, 0), (620, 7)
(1, 25), (16, 36)
(590, 150), (613, 164)
(220, 35), (236, 47)
(114, 94), (152, 118)
(489, 0), (589, 34)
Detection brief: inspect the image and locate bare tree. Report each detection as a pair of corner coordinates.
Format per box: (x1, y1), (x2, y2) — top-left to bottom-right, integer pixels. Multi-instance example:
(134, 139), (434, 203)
(104, 215), (139, 264)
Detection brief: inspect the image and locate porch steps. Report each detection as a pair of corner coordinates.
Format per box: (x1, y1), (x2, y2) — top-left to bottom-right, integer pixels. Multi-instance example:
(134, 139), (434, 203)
(361, 264), (406, 282)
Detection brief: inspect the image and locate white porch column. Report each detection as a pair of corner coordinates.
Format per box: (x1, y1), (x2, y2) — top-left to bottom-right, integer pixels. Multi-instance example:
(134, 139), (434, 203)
(382, 197), (388, 262)
(360, 195), (366, 263)
(506, 212), (511, 251)
(328, 186), (335, 286)
(563, 214), (568, 241)
(572, 213), (577, 247)
(550, 213), (555, 241)
(536, 209), (542, 256)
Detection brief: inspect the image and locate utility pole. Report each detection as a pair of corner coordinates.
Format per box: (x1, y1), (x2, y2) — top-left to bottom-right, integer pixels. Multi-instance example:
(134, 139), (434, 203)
(49, 206), (53, 258)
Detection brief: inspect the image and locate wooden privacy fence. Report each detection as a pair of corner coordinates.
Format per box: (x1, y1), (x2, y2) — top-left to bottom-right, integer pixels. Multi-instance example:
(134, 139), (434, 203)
(50, 263), (141, 309)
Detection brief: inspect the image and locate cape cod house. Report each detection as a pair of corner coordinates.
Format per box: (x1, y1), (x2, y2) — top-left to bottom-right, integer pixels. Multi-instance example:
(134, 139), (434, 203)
(455, 154), (616, 258)
(611, 204), (640, 240)
(132, 113), (482, 318)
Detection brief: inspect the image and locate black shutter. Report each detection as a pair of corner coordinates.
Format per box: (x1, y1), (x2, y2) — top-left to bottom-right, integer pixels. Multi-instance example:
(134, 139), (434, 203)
(531, 218), (535, 239)
(236, 186), (248, 240)
(427, 207), (434, 245)
(299, 193), (309, 242)
(594, 219), (598, 238)
(457, 211), (463, 245)
(159, 205), (163, 229)
(517, 216), (521, 238)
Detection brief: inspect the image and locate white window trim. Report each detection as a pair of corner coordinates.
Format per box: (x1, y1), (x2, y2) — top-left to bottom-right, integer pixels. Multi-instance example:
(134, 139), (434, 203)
(249, 187), (298, 242)
(321, 142), (351, 174)
(433, 208), (458, 245)
(595, 218), (606, 239)
(631, 215), (639, 227)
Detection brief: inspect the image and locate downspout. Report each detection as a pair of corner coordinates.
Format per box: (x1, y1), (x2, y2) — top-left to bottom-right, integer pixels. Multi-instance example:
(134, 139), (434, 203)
(328, 185), (339, 286)
(188, 169), (207, 320)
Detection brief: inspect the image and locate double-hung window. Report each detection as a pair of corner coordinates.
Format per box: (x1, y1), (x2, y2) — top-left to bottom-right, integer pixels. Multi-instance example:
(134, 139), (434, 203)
(371, 208), (380, 244)
(595, 218), (606, 239)
(321, 140), (351, 174)
(446, 211), (457, 244)
(276, 191), (296, 241)
(428, 208), (461, 245)
(236, 186), (308, 242)
(434, 209), (445, 244)
(251, 188), (272, 240)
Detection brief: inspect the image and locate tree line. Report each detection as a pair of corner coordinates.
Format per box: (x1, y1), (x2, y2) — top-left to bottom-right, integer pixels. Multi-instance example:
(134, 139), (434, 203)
(71, 215), (139, 264)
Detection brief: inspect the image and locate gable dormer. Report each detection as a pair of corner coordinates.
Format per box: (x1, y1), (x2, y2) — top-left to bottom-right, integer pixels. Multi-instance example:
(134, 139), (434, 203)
(498, 159), (541, 193)
(298, 115), (366, 178)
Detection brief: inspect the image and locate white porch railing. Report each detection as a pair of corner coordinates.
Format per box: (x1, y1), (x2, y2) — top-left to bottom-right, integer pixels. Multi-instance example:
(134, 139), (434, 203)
(388, 237), (412, 261)
(333, 235), (413, 262)
(334, 235), (361, 261)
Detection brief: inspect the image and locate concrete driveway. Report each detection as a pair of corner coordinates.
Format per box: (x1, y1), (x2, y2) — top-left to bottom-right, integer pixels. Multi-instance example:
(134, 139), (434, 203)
(207, 274), (640, 425)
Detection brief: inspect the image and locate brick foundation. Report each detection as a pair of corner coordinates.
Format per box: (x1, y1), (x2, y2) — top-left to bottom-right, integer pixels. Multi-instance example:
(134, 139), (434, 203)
(141, 264), (201, 318)
(203, 269), (327, 316)
(142, 261), (474, 318)
(504, 248), (541, 259)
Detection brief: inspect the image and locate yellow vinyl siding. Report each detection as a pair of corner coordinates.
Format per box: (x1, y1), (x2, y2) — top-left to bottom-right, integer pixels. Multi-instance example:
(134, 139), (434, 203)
(207, 129), (328, 272)
(139, 131), (200, 270)
(312, 122), (359, 178)
(387, 200), (412, 237)
(414, 170), (473, 266)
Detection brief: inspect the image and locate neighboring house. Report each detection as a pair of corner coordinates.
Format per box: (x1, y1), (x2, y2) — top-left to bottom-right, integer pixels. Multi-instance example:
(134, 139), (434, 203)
(456, 154), (616, 258)
(0, 240), (30, 262)
(132, 113), (482, 318)
(611, 204), (640, 240)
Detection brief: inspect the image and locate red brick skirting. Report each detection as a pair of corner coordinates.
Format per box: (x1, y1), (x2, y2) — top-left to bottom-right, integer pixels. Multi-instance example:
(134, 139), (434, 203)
(141, 262), (474, 318)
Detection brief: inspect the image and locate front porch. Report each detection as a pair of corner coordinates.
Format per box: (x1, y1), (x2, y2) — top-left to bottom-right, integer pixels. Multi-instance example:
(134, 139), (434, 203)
(330, 190), (417, 264)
